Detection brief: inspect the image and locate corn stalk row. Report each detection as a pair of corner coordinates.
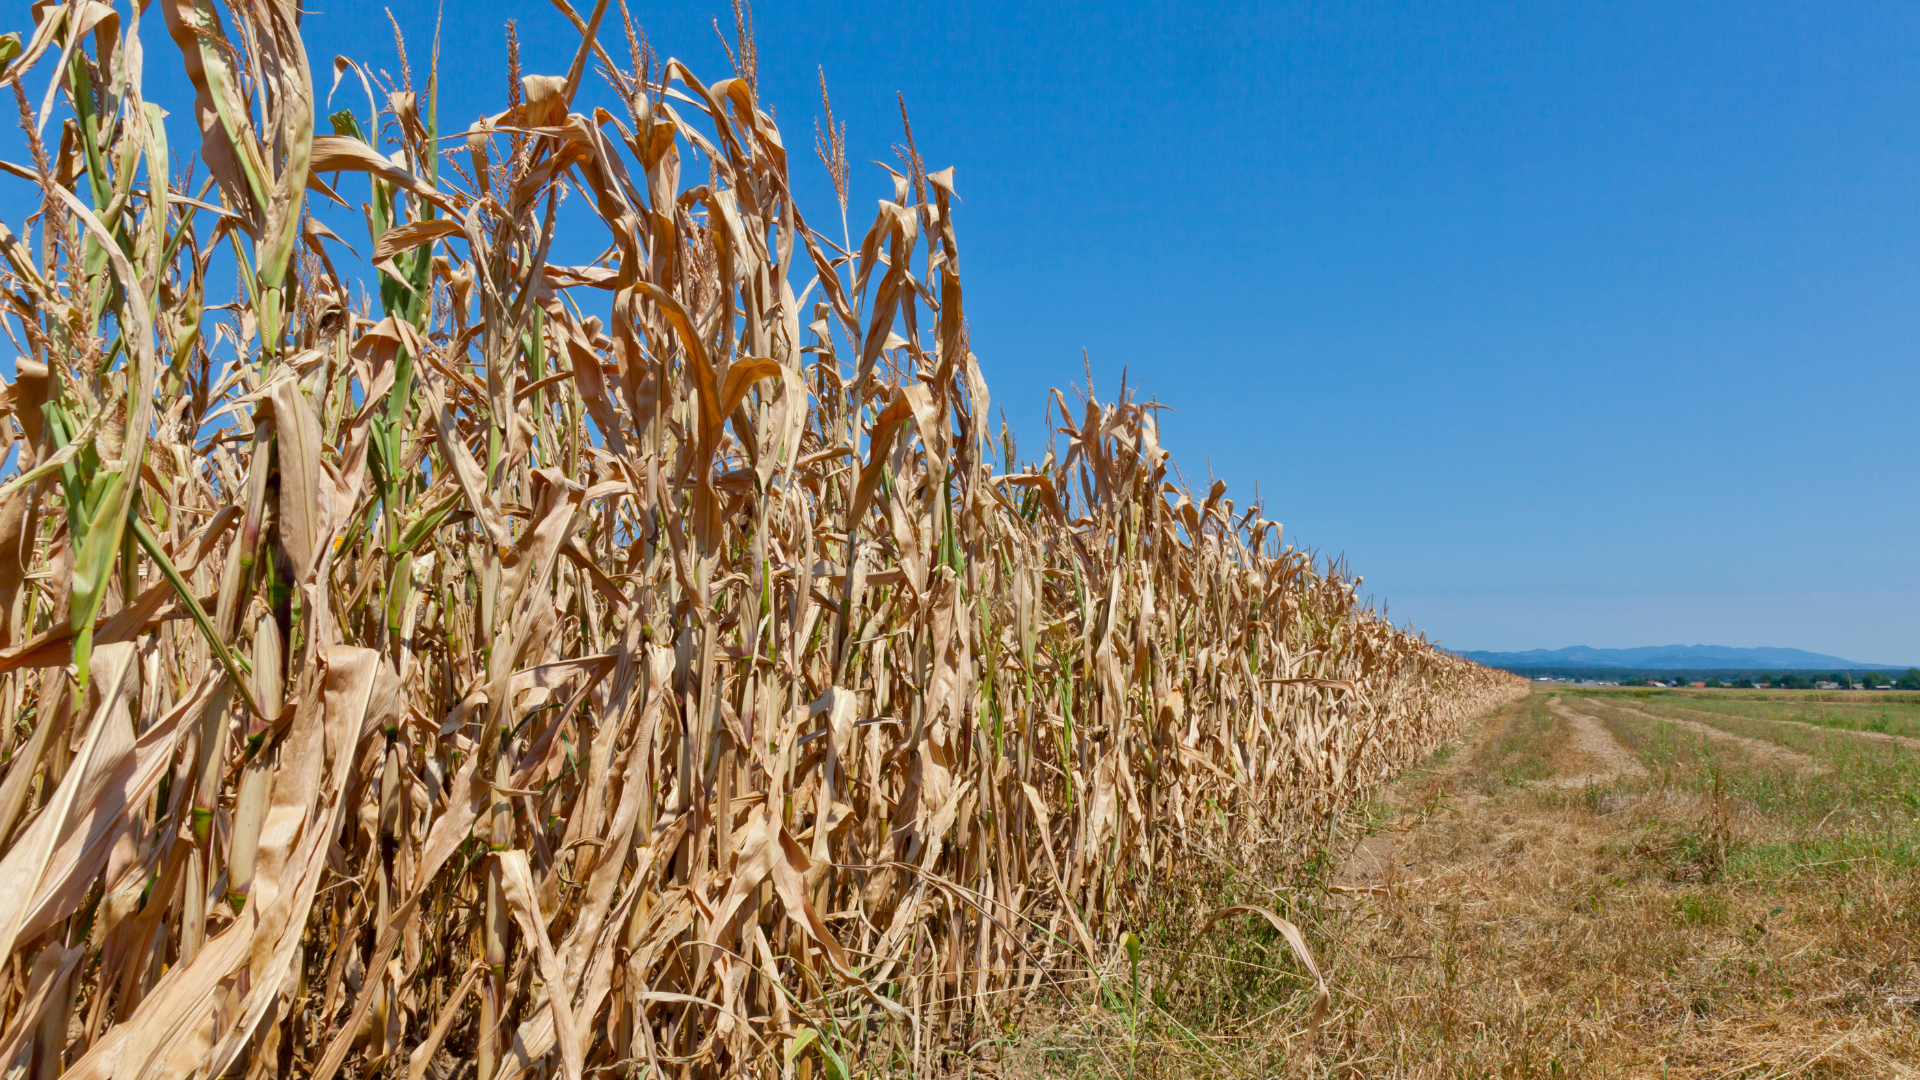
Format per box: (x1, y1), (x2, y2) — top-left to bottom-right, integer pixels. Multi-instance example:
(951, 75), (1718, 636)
(0, 2), (1525, 1076)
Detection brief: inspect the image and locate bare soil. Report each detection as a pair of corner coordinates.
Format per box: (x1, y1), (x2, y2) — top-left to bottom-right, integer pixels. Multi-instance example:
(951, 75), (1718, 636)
(1543, 699), (1650, 788)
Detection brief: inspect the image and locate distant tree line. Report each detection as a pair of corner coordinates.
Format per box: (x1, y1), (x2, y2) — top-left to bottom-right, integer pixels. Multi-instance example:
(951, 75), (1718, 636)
(1499, 665), (1920, 687)
(1615, 669), (1920, 690)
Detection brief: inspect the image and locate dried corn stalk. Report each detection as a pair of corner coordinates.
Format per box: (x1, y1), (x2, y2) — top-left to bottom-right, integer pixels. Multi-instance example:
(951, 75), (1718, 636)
(0, 3), (1525, 1076)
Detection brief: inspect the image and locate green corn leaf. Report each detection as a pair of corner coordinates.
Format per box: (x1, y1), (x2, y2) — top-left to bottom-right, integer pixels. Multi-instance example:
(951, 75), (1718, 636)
(129, 515), (264, 720)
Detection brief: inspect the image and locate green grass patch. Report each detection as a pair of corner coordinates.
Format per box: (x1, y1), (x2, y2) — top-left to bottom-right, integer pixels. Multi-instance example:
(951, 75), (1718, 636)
(1724, 834), (1920, 879)
(1674, 891), (1729, 926)
(1471, 693), (1559, 790)
(1664, 695), (1920, 740)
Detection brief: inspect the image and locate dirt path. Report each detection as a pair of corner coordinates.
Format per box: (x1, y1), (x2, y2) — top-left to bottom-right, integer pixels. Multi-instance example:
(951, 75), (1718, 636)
(1543, 700), (1647, 788)
(1592, 700), (1831, 775)
(1334, 696), (1646, 895)
(1312, 691), (1920, 1077)
(1658, 699), (1920, 753)
(1331, 707), (1506, 897)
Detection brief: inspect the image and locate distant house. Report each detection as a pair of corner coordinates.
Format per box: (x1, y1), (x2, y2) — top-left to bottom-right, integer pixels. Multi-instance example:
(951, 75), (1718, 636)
(1690, 682), (1707, 688)
(1815, 681), (1840, 690)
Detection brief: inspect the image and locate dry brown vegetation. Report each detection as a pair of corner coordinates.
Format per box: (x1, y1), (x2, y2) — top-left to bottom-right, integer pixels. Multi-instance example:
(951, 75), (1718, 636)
(1008, 690), (1920, 1079)
(0, 3), (1521, 1077)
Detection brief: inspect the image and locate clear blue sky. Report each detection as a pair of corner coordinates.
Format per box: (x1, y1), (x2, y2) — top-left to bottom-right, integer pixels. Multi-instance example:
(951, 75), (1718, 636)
(10, 1), (1920, 662)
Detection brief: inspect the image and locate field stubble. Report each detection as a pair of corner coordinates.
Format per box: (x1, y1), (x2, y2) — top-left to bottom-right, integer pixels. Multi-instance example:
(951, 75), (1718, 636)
(1020, 689), (1920, 1078)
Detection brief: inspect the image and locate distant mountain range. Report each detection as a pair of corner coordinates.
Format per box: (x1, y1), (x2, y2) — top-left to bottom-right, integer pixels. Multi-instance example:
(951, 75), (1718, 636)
(1461, 645), (1904, 671)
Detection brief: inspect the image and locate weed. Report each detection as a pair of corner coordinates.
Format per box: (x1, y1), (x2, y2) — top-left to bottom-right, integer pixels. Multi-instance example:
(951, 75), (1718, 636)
(1674, 891), (1729, 926)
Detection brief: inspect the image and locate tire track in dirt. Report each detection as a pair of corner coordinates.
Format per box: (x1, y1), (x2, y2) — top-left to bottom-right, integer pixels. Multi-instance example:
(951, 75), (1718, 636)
(1335, 697), (1643, 896)
(1315, 691), (1920, 1075)
(1542, 701), (1647, 788)
(1585, 700), (1831, 775)
(1332, 701), (1515, 896)
(1657, 700), (1920, 754)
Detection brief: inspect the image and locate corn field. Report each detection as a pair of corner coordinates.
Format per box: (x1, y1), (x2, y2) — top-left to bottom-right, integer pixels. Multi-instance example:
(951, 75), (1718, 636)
(0, 3), (1523, 1077)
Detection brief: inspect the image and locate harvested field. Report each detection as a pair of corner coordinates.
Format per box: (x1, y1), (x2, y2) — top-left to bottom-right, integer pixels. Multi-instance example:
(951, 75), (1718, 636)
(0, 5), (1522, 1078)
(1015, 687), (1920, 1077)
(1543, 697), (1648, 788)
(1653, 697), (1920, 754)
(1595, 700), (1831, 776)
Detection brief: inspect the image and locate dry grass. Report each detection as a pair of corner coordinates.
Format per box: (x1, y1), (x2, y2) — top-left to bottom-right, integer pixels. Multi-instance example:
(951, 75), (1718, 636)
(1020, 691), (1920, 1079)
(0, 4), (1520, 1077)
